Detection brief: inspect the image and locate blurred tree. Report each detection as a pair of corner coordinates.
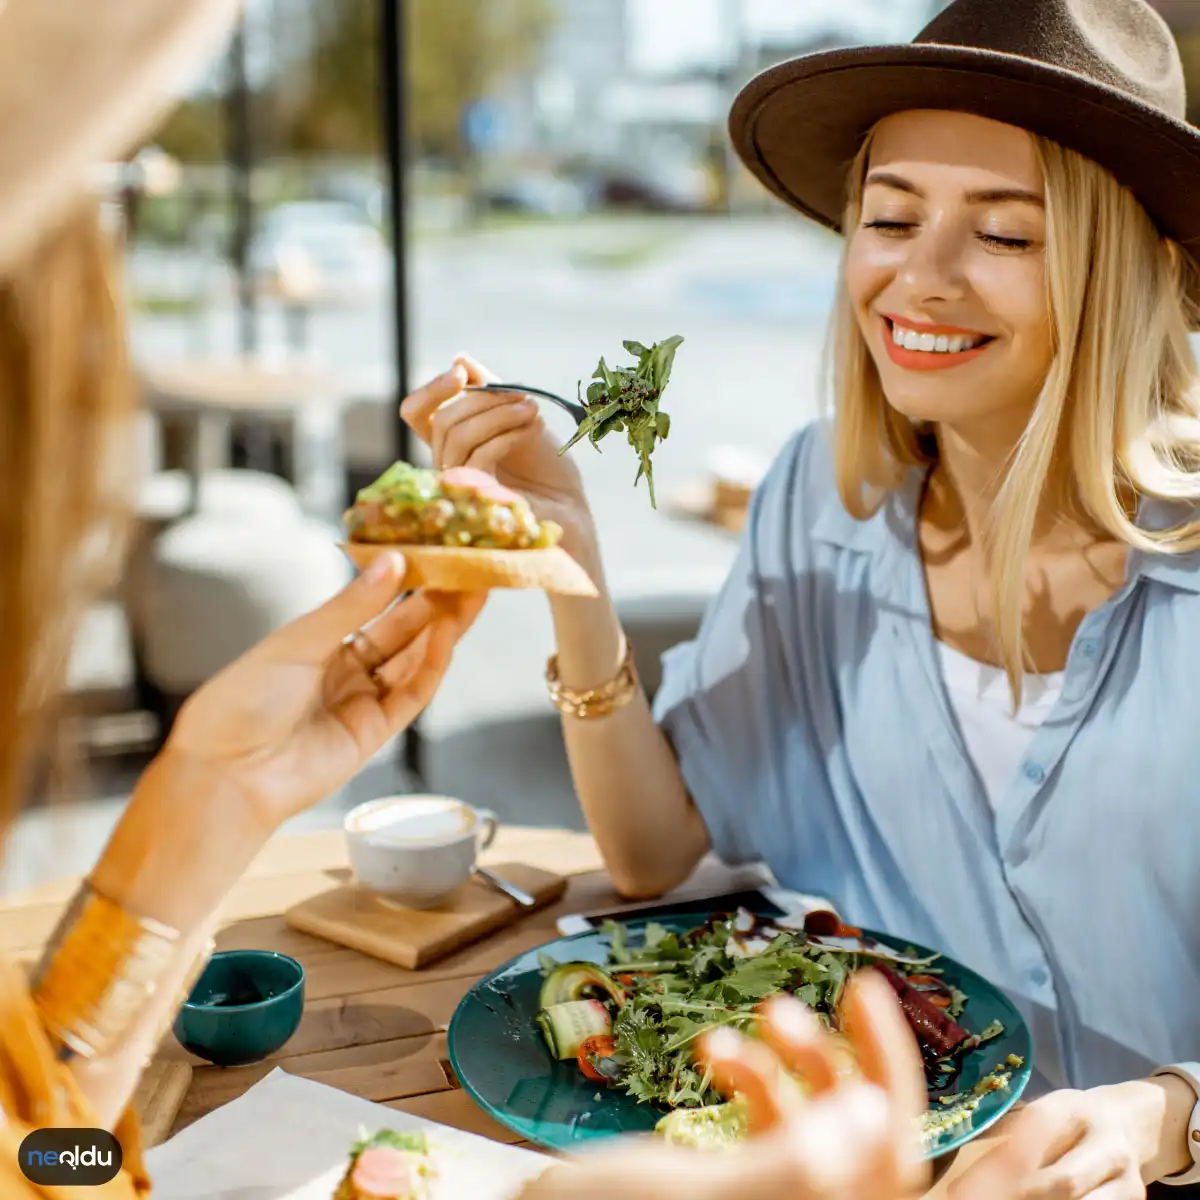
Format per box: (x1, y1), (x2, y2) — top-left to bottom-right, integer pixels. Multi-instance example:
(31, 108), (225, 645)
(155, 99), (225, 163)
(280, 0), (378, 154)
(406, 0), (557, 166)
(153, 0), (558, 163)
(270, 0), (559, 162)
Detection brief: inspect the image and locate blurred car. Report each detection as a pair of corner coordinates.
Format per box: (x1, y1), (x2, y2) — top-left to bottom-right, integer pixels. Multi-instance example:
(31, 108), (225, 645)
(481, 173), (594, 217)
(249, 202), (390, 303)
(311, 169), (388, 227)
(591, 162), (711, 213)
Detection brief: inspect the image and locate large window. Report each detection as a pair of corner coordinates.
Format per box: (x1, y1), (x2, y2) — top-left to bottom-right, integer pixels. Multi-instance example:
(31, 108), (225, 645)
(114, 0), (964, 817)
(100, 0), (1200, 826)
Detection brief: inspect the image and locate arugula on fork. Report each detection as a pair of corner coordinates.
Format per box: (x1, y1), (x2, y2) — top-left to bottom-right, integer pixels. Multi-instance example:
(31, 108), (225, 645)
(558, 335), (684, 508)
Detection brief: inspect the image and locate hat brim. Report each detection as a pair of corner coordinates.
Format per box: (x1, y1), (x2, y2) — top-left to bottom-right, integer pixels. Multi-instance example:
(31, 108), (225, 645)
(0, 0), (241, 276)
(730, 42), (1200, 266)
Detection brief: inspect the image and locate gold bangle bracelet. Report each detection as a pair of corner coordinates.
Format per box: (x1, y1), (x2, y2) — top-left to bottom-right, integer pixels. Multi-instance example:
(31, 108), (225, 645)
(545, 636), (638, 719)
(146, 936), (217, 1057)
(32, 884), (182, 1061)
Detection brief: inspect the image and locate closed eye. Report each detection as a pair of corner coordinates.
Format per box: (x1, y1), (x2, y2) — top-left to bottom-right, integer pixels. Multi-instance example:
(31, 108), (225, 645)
(862, 219), (914, 236)
(977, 233), (1031, 251)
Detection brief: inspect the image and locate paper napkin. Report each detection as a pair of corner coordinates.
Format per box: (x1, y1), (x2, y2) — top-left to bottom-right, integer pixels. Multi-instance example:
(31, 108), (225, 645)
(146, 1067), (553, 1199)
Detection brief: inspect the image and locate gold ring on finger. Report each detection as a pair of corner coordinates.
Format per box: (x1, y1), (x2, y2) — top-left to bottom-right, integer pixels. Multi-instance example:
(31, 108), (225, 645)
(343, 629), (387, 675)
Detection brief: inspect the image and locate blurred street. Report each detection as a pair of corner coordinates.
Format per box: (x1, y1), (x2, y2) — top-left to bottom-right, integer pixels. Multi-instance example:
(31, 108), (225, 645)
(1, 215), (839, 894)
(130, 213), (839, 731)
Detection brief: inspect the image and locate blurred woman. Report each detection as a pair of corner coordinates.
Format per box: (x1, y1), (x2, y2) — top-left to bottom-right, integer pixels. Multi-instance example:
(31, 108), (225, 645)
(0, 2), (484, 1194)
(403, 0), (1200, 1194)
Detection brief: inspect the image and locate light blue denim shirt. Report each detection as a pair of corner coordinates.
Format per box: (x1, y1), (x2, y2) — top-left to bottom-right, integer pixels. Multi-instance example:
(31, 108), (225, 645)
(652, 419), (1200, 1094)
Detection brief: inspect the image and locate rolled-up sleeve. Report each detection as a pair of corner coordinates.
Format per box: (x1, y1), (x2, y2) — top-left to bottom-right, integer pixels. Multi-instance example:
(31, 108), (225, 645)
(651, 426), (815, 868)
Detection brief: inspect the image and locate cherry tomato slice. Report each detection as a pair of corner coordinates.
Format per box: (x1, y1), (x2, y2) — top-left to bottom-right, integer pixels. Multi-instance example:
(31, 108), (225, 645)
(577, 1034), (617, 1083)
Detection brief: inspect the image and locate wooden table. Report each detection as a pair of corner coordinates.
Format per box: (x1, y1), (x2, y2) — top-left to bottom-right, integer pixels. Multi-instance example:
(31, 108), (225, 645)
(0, 828), (998, 1192)
(0, 828), (720, 1148)
(139, 359), (348, 523)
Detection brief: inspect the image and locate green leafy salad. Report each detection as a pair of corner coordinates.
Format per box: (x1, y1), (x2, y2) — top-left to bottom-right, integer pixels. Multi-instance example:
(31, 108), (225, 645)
(534, 909), (1018, 1151)
(558, 335), (683, 508)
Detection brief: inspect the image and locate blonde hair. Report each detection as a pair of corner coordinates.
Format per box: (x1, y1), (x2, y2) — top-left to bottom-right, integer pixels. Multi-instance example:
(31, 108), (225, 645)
(0, 205), (135, 843)
(830, 127), (1200, 703)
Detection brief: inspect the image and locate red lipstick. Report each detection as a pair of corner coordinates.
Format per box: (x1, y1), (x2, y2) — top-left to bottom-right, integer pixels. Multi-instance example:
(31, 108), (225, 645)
(880, 315), (994, 373)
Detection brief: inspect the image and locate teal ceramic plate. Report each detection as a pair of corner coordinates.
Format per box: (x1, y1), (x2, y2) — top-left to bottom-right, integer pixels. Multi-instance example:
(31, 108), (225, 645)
(448, 909), (1032, 1157)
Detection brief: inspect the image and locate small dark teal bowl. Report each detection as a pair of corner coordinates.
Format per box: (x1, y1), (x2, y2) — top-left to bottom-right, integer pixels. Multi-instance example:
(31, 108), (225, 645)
(173, 950), (305, 1067)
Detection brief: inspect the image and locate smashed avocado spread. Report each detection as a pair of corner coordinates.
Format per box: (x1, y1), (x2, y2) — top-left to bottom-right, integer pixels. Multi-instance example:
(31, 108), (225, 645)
(344, 462), (561, 551)
(655, 1097), (750, 1150)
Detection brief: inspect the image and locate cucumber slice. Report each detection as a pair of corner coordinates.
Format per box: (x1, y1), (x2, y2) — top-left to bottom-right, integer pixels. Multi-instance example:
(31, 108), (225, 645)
(536, 1000), (613, 1060)
(539, 962), (625, 1009)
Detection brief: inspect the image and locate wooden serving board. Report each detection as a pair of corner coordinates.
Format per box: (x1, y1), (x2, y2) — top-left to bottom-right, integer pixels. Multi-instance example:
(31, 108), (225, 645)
(283, 862), (567, 970)
(134, 1060), (193, 1148)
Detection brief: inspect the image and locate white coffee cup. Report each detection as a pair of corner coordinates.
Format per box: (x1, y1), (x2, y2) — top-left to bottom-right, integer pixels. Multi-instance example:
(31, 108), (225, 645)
(343, 794), (499, 909)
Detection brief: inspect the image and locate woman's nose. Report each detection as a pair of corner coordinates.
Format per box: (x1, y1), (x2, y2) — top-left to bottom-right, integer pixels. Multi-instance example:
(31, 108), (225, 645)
(895, 227), (967, 304)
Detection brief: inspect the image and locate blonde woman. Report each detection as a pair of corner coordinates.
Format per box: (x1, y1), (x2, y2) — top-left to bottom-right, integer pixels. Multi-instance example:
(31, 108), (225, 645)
(404, 0), (1200, 1194)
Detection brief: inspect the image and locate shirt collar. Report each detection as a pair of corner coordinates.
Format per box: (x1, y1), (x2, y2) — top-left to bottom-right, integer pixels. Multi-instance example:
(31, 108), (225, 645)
(810, 466), (925, 558)
(1130, 498), (1200, 593)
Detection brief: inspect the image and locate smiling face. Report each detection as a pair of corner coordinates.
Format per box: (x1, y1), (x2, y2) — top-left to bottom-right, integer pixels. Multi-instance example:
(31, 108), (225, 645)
(844, 110), (1055, 439)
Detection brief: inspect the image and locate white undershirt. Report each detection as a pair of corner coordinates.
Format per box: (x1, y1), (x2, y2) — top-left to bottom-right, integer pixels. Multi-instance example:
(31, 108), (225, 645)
(936, 641), (1065, 809)
(936, 641), (1068, 1095)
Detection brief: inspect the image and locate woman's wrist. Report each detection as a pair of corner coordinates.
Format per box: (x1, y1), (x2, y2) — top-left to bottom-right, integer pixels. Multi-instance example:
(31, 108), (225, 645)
(554, 508), (601, 572)
(65, 917), (218, 1129)
(547, 528), (627, 692)
(88, 749), (274, 934)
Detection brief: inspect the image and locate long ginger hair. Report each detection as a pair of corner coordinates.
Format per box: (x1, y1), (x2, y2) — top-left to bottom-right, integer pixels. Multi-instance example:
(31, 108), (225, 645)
(0, 203), (135, 843)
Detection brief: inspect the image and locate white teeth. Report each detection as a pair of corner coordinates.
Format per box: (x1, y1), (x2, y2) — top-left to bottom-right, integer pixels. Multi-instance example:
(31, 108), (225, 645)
(891, 323), (985, 354)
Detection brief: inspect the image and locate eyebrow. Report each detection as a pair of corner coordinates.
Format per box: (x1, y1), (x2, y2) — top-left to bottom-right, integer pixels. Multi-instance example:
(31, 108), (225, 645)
(864, 170), (1044, 207)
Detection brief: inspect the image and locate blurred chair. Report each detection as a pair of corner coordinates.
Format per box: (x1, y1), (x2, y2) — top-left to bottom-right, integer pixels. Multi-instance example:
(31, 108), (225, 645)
(137, 467), (301, 528)
(61, 413), (319, 754)
(124, 512), (351, 721)
(132, 407), (303, 533)
(120, 407), (349, 729)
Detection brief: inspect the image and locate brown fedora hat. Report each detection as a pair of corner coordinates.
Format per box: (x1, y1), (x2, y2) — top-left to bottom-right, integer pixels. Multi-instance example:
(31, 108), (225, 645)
(0, 0), (241, 276)
(729, 0), (1200, 266)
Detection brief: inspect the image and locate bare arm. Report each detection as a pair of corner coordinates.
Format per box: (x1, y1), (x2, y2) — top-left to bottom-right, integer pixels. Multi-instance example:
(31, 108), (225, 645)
(44, 573), (482, 1131)
(398, 356), (712, 899)
(67, 754), (263, 1129)
(548, 536), (709, 899)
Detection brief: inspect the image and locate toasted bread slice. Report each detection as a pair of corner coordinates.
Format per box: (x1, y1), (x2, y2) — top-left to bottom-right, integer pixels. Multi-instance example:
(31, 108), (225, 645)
(340, 541), (598, 597)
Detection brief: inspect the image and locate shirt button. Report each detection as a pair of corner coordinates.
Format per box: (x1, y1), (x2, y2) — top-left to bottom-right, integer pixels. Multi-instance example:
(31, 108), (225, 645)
(1023, 761), (1045, 783)
(1077, 639), (1099, 659)
(1029, 966), (1049, 987)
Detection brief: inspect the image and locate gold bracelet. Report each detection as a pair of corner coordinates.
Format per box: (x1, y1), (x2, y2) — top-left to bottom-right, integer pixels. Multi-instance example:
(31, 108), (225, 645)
(145, 936), (217, 1059)
(32, 884), (182, 1060)
(545, 636), (638, 719)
